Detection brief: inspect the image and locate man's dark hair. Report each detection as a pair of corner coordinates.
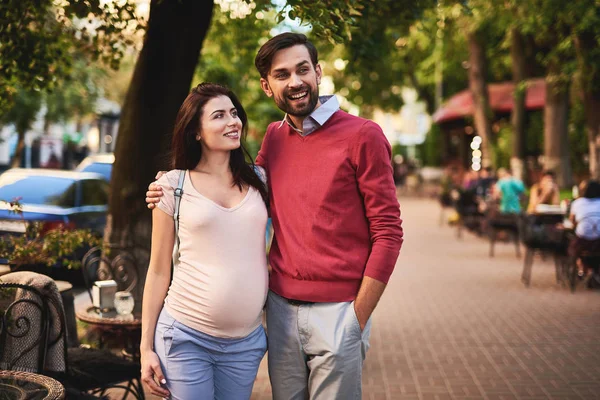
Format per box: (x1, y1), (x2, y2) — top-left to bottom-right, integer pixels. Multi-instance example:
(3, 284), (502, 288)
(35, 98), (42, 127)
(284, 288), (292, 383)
(584, 180), (600, 199)
(254, 32), (318, 79)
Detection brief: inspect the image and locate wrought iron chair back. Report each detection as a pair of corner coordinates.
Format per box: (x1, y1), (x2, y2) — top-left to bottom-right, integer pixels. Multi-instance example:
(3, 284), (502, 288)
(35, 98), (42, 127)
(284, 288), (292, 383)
(80, 244), (147, 303)
(0, 282), (67, 373)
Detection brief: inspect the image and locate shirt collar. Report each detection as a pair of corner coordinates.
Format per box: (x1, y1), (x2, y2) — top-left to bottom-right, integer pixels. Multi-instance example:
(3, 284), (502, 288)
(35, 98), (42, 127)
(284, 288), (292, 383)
(277, 95), (340, 132)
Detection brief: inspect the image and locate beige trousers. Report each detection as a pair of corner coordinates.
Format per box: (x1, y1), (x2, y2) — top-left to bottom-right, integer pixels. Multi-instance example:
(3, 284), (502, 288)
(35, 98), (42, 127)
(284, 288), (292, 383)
(266, 290), (372, 400)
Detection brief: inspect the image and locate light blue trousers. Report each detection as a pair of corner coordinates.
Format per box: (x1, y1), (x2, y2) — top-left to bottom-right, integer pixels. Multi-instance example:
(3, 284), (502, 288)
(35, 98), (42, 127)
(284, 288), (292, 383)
(155, 308), (267, 400)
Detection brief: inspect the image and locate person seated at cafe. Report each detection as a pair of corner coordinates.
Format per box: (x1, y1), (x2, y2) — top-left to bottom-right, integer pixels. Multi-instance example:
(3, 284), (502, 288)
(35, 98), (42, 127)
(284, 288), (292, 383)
(462, 169), (479, 191)
(568, 180), (600, 277)
(474, 167), (495, 200)
(494, 168), (525, 214)
(527, 170), (560, 213)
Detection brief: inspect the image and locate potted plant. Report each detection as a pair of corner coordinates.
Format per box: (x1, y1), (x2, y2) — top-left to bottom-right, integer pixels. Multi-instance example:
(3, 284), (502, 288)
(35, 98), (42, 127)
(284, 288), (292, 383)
(0, 199), (101, 285)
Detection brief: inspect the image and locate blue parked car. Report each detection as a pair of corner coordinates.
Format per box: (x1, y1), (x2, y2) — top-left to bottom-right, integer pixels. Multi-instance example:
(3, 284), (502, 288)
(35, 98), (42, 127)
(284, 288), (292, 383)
(0, 168), (109, 238)
(75, 153), (114, 182)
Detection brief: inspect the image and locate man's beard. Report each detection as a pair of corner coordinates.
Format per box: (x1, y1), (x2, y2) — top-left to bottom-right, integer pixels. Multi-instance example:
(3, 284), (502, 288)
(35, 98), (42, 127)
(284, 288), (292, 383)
(274, 85), (319, 117)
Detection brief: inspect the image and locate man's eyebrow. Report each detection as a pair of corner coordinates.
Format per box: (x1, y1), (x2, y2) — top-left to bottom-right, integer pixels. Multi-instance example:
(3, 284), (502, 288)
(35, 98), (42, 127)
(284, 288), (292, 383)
(271, 60), (310, 74)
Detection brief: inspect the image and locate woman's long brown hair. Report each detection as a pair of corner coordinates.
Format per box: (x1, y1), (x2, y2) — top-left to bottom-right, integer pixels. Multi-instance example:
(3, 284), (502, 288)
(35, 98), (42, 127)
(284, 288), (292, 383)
(170, 82), (268, 205)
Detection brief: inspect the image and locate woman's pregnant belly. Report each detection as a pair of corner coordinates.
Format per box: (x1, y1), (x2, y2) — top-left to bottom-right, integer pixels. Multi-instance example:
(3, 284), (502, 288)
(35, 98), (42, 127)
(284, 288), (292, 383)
(165, 260), (268, 338)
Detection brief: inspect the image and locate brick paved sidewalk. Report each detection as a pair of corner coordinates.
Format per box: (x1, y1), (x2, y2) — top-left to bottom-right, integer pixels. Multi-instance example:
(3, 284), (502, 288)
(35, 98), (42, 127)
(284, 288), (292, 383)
(149, 197), (600, 400)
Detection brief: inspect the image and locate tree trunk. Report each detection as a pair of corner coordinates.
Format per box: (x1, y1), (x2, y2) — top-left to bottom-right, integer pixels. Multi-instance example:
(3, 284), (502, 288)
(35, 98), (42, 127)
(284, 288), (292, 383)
(10, 130), (25, 168)
(543, 67), (573, 188)
(574, 33), (600, 180)
(509, 28), (527, 181)
(468, 32), (495, 169)
(583, 92), (600, 180)
(105, 0), (214, 300)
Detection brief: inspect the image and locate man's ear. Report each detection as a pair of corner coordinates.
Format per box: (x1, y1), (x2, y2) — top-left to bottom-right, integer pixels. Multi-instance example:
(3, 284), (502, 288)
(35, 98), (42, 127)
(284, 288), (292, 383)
(260, 78), (273, 97)
(315, 64), (322, 85)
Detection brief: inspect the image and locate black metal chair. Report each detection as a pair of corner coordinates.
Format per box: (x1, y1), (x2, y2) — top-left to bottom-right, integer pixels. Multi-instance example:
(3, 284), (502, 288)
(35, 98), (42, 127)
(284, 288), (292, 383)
(453, 189), (485, 239)
(0, 283), (55, 372)
(563, 214), (600, 292)
(81, 244), (147, 304)
(0, 278), (145, 399)
(519, 214), (568, 287)
(487, 211), (521, 258)
(80, 244), (145, 358)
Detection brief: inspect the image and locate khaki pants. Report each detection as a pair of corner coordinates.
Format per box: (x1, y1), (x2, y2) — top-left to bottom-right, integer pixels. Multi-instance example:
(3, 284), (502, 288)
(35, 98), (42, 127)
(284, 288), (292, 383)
(266, 290), (372, 400)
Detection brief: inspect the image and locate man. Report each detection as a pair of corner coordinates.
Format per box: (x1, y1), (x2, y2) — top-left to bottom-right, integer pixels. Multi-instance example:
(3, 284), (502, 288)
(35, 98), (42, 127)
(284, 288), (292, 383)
(147, 32), (403, 399)
(494, 167), (525, 214)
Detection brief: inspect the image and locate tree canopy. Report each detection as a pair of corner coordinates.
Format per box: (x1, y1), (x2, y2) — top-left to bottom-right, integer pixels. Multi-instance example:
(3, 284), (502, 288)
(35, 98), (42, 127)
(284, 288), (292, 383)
(0, 0), (142, 114)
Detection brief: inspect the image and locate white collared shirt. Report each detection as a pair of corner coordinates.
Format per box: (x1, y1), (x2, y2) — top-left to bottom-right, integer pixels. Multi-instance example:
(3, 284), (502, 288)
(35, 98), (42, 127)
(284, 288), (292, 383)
(278, 95), (340, 136)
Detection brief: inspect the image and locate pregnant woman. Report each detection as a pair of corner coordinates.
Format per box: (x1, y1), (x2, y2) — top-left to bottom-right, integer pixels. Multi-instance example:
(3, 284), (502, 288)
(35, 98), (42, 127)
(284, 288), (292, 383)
(140, 83), (269, 400)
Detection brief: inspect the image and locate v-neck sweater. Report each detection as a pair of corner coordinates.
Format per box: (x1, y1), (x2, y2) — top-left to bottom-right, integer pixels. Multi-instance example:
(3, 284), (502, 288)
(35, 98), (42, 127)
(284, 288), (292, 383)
(256, 110), (404, 302)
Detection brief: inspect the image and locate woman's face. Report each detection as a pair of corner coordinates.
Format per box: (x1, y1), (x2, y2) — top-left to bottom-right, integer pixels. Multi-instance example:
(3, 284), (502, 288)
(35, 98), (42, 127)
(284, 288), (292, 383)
(541, 175), (554, 187)
(198, 95), (242, 152)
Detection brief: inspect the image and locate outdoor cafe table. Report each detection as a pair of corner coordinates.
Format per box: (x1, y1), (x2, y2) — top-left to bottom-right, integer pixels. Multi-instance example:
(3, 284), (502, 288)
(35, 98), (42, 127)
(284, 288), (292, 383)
(75, 306), (141, 360)
(521, 207), (572, 286)
(0, 370), (65, 400)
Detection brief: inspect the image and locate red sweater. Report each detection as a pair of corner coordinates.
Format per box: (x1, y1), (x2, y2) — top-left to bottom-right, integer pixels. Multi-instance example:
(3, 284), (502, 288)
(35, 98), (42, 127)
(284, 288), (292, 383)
(256, 110), (403, 302)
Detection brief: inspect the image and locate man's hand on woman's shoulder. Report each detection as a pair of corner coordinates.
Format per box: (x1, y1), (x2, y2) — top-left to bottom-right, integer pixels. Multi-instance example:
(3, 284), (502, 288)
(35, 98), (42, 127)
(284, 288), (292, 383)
(146, 171), (166, 209)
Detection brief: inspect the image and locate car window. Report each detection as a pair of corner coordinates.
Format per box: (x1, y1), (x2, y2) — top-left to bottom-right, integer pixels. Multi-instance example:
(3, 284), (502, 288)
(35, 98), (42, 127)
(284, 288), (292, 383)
(81, 163), (112, 181)
(0, 175), (76, 207)
(81, 179), (109, 206)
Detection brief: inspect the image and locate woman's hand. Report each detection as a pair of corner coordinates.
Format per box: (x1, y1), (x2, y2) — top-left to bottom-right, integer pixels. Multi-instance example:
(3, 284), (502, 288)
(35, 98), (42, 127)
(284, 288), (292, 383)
(141, 349), (170, 397)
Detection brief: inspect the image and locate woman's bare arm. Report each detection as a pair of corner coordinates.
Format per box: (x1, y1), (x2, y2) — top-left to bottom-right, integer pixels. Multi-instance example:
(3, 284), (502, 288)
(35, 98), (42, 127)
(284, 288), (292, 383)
(140, 208), (174, 397)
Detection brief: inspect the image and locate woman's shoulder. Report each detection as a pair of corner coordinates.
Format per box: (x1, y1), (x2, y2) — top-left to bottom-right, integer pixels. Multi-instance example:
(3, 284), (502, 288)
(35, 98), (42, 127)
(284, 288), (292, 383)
(157, 169), (185, 189)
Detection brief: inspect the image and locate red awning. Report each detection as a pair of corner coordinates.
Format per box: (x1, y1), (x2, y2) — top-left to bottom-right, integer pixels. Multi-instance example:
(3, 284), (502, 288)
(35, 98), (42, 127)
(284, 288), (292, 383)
(432, 78), (546, 124)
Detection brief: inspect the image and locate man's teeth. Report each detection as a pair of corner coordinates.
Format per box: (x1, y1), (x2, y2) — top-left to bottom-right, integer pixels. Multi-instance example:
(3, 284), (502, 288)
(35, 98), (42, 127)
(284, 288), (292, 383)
(290, 91), (307, 100)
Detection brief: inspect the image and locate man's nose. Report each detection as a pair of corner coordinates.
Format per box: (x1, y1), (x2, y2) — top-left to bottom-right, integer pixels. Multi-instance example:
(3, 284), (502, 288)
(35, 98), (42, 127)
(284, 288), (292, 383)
(289, 73), (302, 88)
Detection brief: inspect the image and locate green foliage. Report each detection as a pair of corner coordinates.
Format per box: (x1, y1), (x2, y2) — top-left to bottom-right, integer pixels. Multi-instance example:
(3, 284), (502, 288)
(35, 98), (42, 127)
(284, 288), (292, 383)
(270, 0), (367, 44)
(1, 88), (43, 135)
(525, 111), (544, 156)
(196, 4), (282, 139)
(320, 1), (436, 112)
(512, 0), (578, 85)
(45, 58), (105, 124)
(0, 0), (142, 114)
(494, 122), (512, 169)
(417, 123), (443, 166)
(391, 143), (407, 158)
(0, 199), (101, 269)
(569, 100), (590, 177)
